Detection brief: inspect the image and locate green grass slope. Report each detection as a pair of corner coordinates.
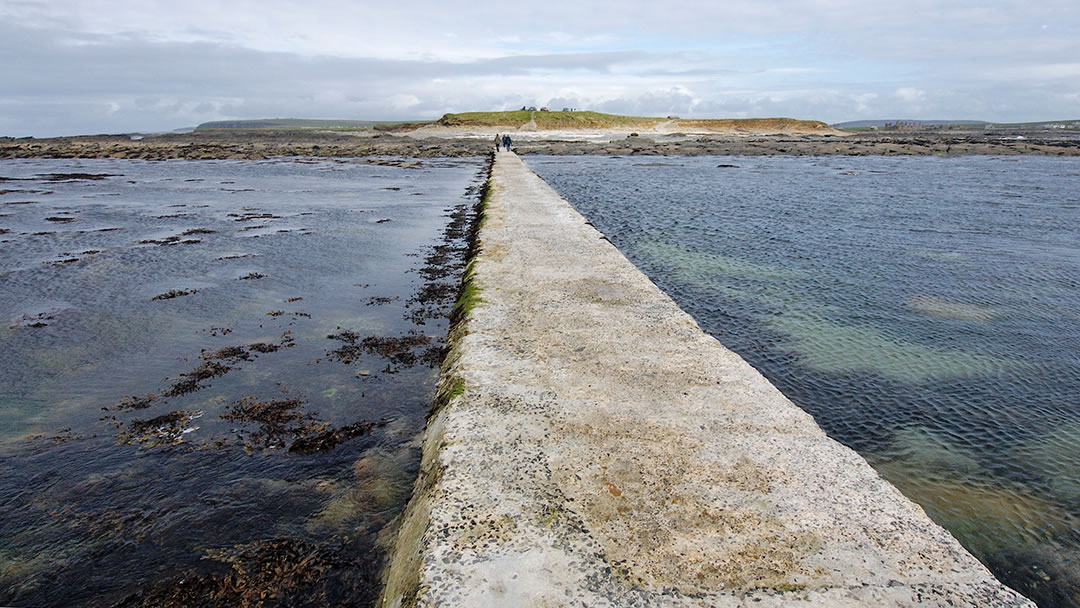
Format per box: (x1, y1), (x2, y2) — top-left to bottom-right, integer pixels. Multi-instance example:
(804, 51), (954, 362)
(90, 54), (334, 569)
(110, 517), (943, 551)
(436, 111), (832, 132)
(437, 110), (663, 129)
(193, 112), (838, 134)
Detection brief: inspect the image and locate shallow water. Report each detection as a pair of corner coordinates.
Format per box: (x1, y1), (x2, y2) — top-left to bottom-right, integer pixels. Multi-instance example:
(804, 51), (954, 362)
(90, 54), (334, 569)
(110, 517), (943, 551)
(527, 154), (1080, 607)
(0, 157), (484, 606)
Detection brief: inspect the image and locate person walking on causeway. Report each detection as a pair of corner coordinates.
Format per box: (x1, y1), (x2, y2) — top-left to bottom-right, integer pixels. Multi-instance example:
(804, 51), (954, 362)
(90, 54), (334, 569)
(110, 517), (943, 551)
(494, 133), (501, 153)
(502, 134), (512, 152)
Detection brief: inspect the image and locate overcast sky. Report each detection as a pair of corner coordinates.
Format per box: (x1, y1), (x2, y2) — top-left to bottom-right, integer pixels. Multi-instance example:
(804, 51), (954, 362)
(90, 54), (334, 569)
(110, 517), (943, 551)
(2, 0), (1078, 137)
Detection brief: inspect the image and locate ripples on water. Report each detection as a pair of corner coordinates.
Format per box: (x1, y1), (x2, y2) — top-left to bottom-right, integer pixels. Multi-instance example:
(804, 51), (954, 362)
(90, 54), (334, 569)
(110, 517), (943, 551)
(527, 154), (1080, 607)
(0, 157), (484, 606)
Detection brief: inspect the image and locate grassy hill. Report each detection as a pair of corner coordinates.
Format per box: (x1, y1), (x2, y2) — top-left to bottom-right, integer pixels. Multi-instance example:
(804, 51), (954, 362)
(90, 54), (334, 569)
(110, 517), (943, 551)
(436, 110), (661, 129)
(436, 111), (833, 133)
(674, 117), (833, 133)
(194, 111), (838, 134)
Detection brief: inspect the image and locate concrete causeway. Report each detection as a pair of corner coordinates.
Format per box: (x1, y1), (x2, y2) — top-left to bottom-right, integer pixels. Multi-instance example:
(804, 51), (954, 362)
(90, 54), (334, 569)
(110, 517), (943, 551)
(380, 153), (1033, 607)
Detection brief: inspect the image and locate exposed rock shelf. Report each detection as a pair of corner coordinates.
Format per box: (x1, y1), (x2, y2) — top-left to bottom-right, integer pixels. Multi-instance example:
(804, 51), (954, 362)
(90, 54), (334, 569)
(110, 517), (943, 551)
(3, 132), (1078, 160)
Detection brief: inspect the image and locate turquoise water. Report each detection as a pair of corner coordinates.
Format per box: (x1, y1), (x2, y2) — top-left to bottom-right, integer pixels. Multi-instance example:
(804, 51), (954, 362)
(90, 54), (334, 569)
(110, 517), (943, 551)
(527, 154), (1080, 607)
(0, 157), (484, 606)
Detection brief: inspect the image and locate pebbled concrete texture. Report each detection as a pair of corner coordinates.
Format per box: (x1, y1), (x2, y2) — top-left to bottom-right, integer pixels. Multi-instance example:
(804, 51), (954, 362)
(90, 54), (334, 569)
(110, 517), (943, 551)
(380, 153), (1033, 607)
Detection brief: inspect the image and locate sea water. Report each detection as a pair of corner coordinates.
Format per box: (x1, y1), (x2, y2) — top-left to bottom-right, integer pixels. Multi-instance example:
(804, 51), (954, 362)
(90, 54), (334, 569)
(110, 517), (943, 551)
(0, 157), (484, 606)
(527, 154), (1080, 607)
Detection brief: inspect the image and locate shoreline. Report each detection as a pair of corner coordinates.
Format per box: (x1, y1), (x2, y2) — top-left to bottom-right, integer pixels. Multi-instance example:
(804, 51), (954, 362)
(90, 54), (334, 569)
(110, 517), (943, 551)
(3, 131), (1079, 160)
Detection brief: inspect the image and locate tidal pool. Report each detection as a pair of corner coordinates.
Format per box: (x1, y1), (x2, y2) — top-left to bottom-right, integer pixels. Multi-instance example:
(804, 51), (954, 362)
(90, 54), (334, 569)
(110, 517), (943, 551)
(0, 157), (485, 606)
(527, 154), (1080, 607)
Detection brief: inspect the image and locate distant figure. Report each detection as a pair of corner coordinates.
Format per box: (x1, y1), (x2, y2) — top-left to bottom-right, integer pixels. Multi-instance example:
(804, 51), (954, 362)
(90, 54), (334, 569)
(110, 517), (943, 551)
(494, 133), (501, 153)
(502, 134), (512, 152)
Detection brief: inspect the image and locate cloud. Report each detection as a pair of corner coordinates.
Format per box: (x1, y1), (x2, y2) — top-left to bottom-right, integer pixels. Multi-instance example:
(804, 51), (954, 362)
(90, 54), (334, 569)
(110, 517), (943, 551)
(895, 88), (926, 103)
(595, 87), (699, 117)
(1, 1), (1079, 136)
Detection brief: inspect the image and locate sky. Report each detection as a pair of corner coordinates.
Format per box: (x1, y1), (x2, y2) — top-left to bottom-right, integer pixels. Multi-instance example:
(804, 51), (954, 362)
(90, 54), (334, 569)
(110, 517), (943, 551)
(1, 0), (1078, 137)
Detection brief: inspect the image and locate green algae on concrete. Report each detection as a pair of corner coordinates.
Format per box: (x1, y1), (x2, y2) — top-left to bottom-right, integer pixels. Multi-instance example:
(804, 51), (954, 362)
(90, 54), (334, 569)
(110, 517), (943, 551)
(380, 153), (1033, 607)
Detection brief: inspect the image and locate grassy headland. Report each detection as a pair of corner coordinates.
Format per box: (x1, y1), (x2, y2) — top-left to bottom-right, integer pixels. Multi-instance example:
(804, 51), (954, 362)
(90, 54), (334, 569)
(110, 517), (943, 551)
(190, 111), (837, 135)
(435, 110), (833, 133)
(436, 110), (661, 129)
(674, 117), (834, 133)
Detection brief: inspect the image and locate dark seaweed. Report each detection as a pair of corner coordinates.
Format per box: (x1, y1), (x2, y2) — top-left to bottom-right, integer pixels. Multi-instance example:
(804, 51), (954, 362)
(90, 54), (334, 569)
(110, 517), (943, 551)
(111, 539), (380, 608)
(152, 289), (197, 301)
(163, 361), (231, 397)
(325, 331), (433, 369)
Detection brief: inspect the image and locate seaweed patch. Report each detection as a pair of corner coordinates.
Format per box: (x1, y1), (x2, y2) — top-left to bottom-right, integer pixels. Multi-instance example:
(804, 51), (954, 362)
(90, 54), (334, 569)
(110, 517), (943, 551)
(152, 288), (197, 301)
(325, 330), (437, 370)
(220, 394), (378, 454)
(112, 539), (380, 608)
(114, 410), (203, 447)
(403, 201), (473, 325)
(35, 172), (119, 181)
(9, 308), (61, 328)
(163, 361), (231, 397)
(228, 212), (280, 222)
(112, 394), (160, 411)
(138, 234), (203, 246)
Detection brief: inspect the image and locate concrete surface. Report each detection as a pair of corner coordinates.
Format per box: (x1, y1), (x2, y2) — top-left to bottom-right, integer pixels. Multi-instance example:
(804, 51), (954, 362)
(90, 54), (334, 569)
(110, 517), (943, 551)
(380, 152), (1033, 607)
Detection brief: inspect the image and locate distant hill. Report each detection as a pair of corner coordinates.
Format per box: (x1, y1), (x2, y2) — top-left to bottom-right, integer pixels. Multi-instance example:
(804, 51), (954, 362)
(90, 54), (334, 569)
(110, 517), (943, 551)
(435, 110), (838, 134)
(194, 118), (424, 131)
(194, 112), (843, 135)
(834, 119), (1080, 130)
(832, 119), (987, 129)
(436, 110), (659, 129)
(985, 119), (1080, 129)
